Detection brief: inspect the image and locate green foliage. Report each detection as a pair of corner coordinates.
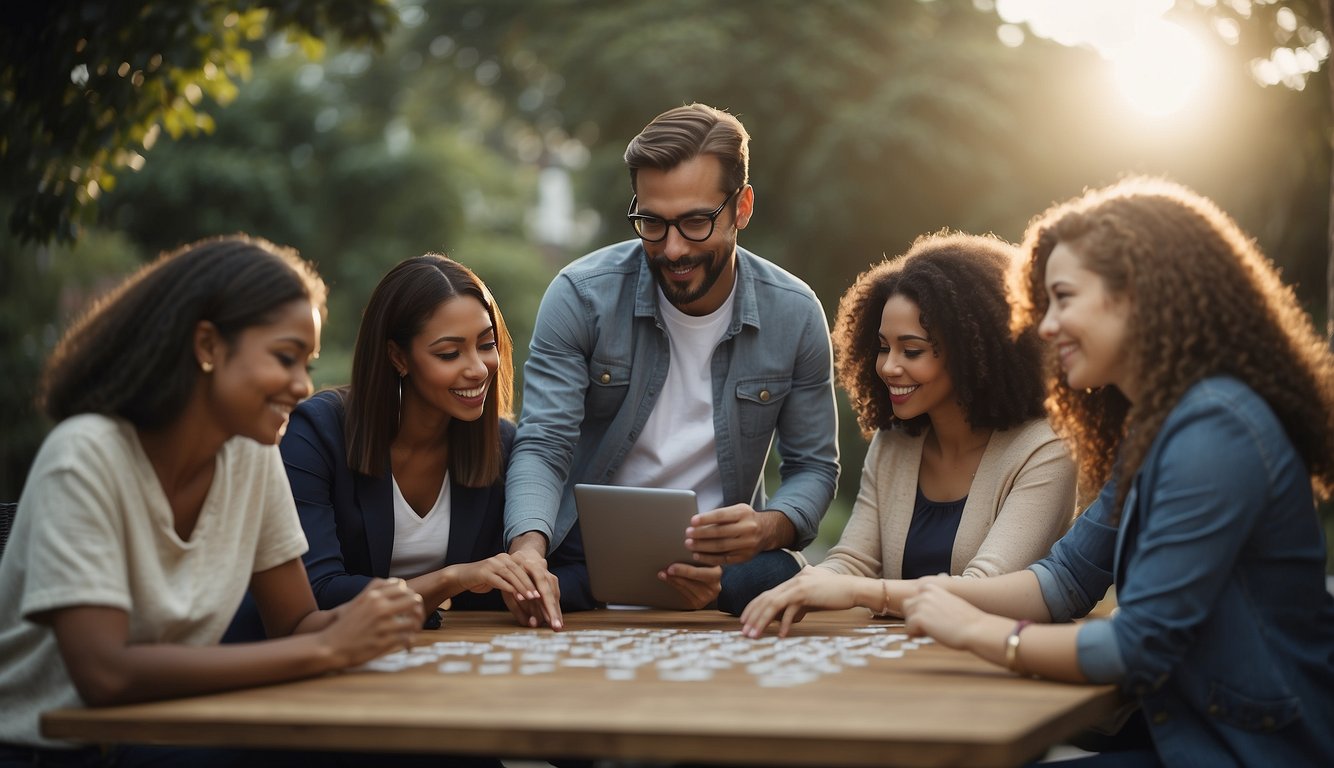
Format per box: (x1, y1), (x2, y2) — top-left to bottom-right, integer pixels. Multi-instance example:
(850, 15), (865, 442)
(100, 30), (553, 391)
(424, 0), (1026, 303)
(0, 0), (396, 244)
(0, 228), (142, 498)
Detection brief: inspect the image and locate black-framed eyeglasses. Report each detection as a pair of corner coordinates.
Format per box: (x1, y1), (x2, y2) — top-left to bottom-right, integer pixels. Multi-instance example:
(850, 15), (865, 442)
(626, 187), (742, 243)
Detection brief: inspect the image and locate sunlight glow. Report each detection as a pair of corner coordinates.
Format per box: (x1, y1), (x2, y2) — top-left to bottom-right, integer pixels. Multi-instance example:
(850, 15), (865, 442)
(1110, 21), (1211, 116)
(995, 0), (1214, 116)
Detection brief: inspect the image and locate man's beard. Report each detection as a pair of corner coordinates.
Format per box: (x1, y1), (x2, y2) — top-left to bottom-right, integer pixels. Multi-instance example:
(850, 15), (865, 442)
(648, 250), (727, 309)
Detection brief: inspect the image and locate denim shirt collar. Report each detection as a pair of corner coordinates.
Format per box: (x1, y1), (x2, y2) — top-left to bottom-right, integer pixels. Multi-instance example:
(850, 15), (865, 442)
(632, 243), (762, 337)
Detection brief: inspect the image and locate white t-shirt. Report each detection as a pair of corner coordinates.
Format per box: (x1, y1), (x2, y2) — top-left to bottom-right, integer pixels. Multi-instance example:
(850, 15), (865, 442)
(610, 284), (735, 514)
(0, 414), (308, 747)
(388, 472), (452, 578)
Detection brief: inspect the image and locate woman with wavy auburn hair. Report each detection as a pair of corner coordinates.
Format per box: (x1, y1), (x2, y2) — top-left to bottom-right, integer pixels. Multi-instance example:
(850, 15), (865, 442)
(899, 178), (1334, 765)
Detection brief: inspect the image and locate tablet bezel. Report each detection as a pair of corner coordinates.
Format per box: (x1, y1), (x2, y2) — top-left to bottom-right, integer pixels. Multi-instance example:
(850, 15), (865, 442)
(573, 483), (701, 610)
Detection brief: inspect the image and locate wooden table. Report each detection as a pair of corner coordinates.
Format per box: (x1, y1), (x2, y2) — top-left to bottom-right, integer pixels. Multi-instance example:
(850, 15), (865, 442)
(43, 609), (1122, 767)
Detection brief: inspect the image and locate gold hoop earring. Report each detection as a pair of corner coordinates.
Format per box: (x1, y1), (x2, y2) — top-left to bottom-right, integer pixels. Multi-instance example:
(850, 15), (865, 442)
(397, 373), (404, 424)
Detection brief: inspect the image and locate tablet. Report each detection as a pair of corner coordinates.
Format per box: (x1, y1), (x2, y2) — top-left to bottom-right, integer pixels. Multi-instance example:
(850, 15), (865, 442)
(573, 483), (701, 610)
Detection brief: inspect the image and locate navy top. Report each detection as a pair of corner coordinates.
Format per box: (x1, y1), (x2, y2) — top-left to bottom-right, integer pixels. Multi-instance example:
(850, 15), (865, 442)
(900, 487), (966, 580)
(225, 390), (593, 642)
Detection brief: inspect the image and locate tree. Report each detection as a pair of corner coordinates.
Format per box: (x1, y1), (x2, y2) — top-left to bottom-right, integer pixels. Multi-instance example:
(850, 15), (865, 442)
(0, 0), (395, 243)
(1324, 0), (1334, 344)
(1, 0), (393, 498)
(424, 0), (1032, 304)
(99, 34), (555, 380)
(0, 230), (142, 498)
(984, 0), (1333, 340)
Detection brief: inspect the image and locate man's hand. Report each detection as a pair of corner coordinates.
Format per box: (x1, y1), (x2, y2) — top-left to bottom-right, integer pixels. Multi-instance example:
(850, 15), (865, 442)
(658, 562), (722, 610)
(685, 504), (795, 566)
(506, 532), (564, 630)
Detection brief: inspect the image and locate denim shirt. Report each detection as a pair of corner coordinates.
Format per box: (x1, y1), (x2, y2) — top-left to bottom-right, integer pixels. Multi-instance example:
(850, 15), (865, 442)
(504, 239), (839, 551)
(1031, 376), (1334, 766)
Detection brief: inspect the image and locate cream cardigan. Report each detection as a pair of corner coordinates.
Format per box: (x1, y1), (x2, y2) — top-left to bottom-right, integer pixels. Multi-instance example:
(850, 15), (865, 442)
(819, 418), (1077, 580)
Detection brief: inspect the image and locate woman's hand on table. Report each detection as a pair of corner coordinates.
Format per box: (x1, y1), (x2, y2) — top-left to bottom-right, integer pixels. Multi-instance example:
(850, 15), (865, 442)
(902, 579), (990, 649)
(443, 553), (543, 598)
(322, 577), (423, 664)
(739, 567), (869, 638)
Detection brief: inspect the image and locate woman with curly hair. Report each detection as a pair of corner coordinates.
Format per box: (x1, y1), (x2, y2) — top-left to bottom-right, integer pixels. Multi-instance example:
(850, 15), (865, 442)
(0, 236), (423, 766)
(899, 178), (1334, 765)
(741, 232), (1076, 636)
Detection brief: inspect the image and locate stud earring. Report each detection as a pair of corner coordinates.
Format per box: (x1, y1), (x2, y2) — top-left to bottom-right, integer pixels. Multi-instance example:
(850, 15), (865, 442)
(201, 361), (214, 373)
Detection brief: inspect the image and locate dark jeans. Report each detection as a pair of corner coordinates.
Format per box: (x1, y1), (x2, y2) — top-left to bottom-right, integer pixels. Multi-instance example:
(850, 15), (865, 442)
(717, 549), (802, 616)
(0, 744), (502, 768)
(0, 744), (105, 768)
(1041, 710), (1162, 767)
(109, 746), (502, 767)
(1041, 751), (1162, 767)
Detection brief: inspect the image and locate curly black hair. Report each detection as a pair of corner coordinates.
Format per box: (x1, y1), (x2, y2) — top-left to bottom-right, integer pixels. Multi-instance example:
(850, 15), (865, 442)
(833, 231), (1046, 438)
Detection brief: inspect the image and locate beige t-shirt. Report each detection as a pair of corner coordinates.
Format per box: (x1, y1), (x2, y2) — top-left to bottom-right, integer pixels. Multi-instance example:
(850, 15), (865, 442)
(0, 414), (308, 747)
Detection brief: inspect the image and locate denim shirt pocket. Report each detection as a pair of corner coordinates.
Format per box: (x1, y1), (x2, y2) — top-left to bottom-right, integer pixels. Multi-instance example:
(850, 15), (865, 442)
(735, 378), (792, 438)
(1205, 680), (1301, 733)
(586, 359), (632, 420)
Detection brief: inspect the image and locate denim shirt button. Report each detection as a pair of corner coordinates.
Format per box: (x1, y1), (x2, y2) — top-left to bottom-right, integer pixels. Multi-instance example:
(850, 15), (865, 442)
(1261, 716), (1276, 730)
(759, 389), (770, 402)
(1207, 704), (1221, 717)
(1152, 711), (1169, 725)
(599, 371), (611, 384)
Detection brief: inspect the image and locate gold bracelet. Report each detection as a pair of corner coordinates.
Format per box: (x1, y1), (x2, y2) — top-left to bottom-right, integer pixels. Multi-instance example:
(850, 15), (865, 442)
(879, 579), (891, 615)
(1005, 620), (1033, 673)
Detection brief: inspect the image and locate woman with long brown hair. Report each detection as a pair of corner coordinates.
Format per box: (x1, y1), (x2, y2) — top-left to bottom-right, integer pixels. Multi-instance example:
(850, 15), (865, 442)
(899, 178), (1334, 765)
(227, 254), (585, 645)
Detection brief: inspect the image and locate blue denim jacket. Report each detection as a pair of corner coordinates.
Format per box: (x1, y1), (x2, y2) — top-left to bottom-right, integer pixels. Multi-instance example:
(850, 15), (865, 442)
(504, 239), (839, 550)
(1032, 377), (1334, 766)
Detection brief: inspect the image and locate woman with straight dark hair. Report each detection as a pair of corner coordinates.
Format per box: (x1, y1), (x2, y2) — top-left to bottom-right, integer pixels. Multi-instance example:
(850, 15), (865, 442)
(741, 232), (1077, 636)
(228, 254), (585, 642)
(0, 236), (423, 765)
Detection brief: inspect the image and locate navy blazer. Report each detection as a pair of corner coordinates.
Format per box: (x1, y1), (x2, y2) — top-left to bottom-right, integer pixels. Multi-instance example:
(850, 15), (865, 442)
(226, 390), (591, 642)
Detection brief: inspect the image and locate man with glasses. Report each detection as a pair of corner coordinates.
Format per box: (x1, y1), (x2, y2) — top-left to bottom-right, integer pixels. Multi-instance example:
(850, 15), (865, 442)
(504, 103), (838, 627)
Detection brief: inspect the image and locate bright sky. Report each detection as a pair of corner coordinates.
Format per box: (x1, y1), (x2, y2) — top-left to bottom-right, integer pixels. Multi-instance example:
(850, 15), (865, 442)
(994, 0), (1214, 116)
